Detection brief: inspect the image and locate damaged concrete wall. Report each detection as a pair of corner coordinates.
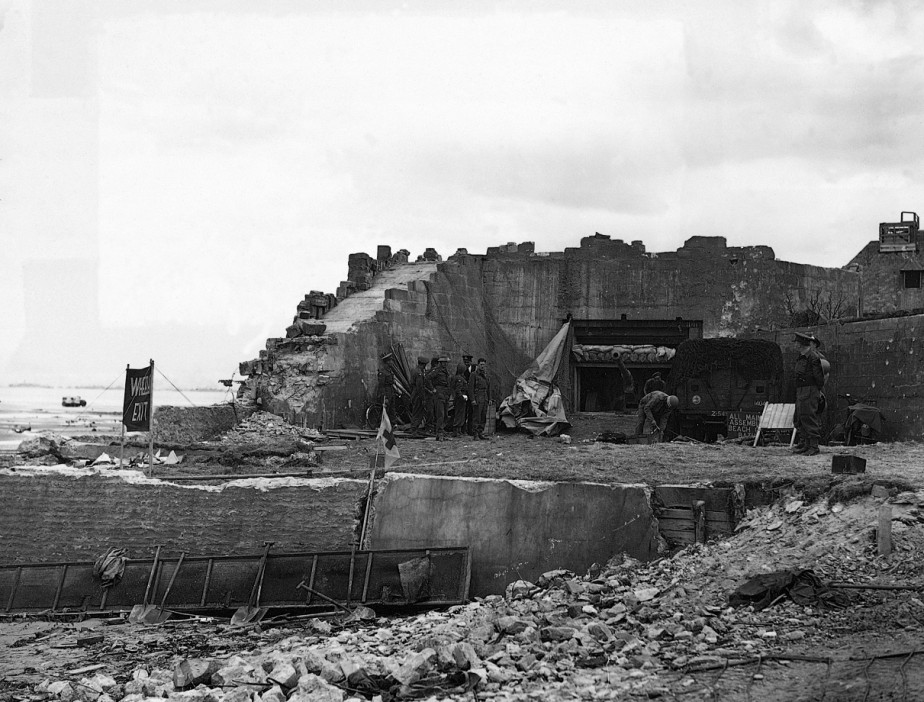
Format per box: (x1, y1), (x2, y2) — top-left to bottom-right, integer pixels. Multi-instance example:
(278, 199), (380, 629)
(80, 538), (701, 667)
(154, 403), (253, 444)
(848, 235), (924, 315)
(366, 473), (660, 597)
(483, 235), (859, 356)
(759, 314), (924, 440)
(0, 469), (367, 563)
(241, 236), (858, 430)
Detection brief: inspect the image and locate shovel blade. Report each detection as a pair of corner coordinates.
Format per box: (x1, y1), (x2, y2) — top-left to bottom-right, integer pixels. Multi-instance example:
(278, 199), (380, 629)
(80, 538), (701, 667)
(140, 606), (172, 625)
(128, 604), (155, 624)
(230, 606), (267, 626)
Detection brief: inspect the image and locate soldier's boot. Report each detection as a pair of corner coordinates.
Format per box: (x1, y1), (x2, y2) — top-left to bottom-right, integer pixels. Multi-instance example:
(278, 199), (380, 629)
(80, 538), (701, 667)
(803, 439), (820, 456)
(792, 442), (808, 454)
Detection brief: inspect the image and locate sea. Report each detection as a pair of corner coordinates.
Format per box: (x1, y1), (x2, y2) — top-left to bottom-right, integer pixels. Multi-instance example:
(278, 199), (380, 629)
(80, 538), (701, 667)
(0, 384), (234, 449)
(0, 385), (232, 414)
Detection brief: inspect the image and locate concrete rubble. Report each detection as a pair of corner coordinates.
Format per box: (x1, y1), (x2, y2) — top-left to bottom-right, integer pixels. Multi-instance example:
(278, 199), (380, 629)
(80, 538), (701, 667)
(9, 485), (924, 700)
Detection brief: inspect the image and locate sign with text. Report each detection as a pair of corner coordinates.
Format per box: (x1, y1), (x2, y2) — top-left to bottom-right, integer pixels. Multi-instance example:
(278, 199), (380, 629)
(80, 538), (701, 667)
(123, 363), (153, 431)
(725, 411), (761, 439)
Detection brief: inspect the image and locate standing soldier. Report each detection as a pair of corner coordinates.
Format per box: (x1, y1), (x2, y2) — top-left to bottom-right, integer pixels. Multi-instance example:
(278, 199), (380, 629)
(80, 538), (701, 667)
(792, 332), (826, 456)
(468, 358), (491, 440)
(449, 362), (469, 437)
(426, 354), (451, 440)
(410, 356), (429, 434)
(376, 354), (395, 422)
(461, 353), (475, 435)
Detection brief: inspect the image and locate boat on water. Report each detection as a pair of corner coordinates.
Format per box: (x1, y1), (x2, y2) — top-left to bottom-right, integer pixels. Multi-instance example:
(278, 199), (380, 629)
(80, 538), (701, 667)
(61, 396), (87, 407)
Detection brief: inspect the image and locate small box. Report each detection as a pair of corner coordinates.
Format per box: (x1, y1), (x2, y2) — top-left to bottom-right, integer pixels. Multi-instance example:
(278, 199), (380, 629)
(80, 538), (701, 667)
(832, 455), (866, 474)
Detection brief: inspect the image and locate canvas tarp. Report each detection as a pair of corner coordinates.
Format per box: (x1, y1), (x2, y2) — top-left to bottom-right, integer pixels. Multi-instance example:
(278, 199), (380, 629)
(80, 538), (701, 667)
(498, 321), (572, 436)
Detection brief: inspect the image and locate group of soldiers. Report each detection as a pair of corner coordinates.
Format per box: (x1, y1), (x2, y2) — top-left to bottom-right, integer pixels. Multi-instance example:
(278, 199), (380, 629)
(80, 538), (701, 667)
(404, 353), (493, 441)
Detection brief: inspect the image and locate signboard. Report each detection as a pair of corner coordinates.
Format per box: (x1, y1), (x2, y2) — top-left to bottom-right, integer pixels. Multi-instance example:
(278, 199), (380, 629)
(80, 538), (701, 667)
(725, 411), (761, 439)
(123, 363), (153, 431)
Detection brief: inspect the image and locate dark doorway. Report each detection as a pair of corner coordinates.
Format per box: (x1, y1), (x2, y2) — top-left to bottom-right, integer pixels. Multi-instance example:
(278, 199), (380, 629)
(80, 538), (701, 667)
(579, 366), (632, 411)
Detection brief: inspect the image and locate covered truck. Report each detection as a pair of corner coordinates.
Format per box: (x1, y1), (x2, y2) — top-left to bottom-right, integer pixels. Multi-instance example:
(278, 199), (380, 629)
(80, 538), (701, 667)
(666, 338), (784, 441)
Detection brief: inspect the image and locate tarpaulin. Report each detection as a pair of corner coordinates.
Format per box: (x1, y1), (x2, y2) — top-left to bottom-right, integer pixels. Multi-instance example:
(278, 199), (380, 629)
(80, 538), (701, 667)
(498, 321), (572, 437)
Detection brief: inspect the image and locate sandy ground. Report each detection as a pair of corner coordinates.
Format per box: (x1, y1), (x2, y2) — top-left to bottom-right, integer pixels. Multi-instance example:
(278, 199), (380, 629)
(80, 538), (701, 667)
(5, 409), (922, 495)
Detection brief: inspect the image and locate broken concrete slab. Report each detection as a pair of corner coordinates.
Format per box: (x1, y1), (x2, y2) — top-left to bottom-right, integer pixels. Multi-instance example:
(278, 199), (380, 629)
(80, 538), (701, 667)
(366, 472), (659, 596)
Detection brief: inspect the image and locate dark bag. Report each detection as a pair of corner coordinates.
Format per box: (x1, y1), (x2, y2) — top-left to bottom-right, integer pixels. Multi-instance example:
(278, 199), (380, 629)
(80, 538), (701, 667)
(816, 391), (827, 415)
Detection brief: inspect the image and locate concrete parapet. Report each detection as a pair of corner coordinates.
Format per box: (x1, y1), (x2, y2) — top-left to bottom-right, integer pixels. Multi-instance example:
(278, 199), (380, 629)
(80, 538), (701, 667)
(367, 473), (659, 596)
(154, 403), (252, 444)
(0, 468), (367, 563)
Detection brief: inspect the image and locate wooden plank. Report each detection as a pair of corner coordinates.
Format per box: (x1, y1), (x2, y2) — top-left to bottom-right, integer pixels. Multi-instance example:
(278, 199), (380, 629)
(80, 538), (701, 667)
(693, 501), (706, 544)
(654, 486), (735, 513)
(758, 403), (795, 430)
(655, 507), (731, 522)
(658, 517), (734, 531)
(878, 505), (892, 557)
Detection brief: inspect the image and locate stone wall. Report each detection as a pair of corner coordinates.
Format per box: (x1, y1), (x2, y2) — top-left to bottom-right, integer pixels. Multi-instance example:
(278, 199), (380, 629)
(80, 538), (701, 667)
(0, 469), (367, 563)
(756, 314), (924, 440)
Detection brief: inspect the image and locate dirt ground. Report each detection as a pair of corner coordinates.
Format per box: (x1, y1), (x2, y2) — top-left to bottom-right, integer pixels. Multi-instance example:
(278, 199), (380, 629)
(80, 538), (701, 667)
(3, 410), (924, 701)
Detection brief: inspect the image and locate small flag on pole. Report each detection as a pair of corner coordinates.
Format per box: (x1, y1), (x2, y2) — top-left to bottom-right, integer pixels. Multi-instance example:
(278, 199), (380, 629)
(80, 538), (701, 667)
(376, 407), (400, 469)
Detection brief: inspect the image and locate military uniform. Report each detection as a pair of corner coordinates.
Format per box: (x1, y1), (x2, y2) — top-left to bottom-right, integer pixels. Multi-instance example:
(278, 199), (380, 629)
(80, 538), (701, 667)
(468, 363), (491, 440)
(449, 363), (468, 436)
(634, 390), (675, 438)
(793, 333), (826, 455)
(426, 356), (451, 439)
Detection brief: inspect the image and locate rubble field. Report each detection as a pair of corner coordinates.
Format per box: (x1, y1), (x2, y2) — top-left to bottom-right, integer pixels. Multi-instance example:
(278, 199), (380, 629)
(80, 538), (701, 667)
(3, 485), (924, 701)
(3, 411), (924, 700)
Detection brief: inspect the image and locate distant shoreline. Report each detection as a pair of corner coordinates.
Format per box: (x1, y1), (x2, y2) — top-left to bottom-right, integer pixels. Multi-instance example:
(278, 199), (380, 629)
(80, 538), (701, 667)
(4, 383), (226, 392)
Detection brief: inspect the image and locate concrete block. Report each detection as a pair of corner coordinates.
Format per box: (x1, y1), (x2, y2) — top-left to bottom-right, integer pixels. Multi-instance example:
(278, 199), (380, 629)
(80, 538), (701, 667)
(385, 288), (409, 301)
(368, 473), (658, 596)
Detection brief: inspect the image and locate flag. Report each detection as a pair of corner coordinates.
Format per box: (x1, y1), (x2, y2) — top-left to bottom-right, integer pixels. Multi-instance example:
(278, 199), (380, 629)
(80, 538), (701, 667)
(123, 363), (153, 431)
(376, 407), (400, 469)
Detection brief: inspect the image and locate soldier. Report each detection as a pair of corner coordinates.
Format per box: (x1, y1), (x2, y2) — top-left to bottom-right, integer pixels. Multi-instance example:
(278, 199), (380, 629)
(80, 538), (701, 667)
(410, 356), (429, 433)
(468, 358), (492, 440)
(426, 354), (451, 440)
(643, 371), (665, 395)
(792, 332), (826, 456)
(449, 362), (469, 437)
(461, 353), (476, 435)
(376, 354), (395, 421)
(635, 390), (679, 440)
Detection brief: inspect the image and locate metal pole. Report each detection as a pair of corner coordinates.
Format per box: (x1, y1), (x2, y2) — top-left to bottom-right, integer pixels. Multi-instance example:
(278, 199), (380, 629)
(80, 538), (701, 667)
(121, 363), (128, 468)
(359, 442), (380, 548)
(148, 359), (155, 477)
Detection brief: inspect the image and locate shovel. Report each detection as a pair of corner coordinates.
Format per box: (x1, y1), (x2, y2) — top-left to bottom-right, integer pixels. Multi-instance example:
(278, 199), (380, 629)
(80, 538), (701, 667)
(140, 551), (186, 624)
(129, 545), (161, 624)
(231, 541), (273, 625)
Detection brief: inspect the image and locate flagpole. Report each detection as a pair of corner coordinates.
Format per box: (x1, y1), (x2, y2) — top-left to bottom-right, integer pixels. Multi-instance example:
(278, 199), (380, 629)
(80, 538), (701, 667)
(148, 359), (155, 477)
(360, 441), (380, 548)
(120, 364), (128, 469)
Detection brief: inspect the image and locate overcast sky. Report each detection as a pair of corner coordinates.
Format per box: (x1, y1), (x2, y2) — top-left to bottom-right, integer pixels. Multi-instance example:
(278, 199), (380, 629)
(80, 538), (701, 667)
(2, 0), (923, 387)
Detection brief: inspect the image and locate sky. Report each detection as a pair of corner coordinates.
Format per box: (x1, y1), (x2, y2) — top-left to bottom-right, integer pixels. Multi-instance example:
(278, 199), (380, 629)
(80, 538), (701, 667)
(2, 0), (924, 387)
